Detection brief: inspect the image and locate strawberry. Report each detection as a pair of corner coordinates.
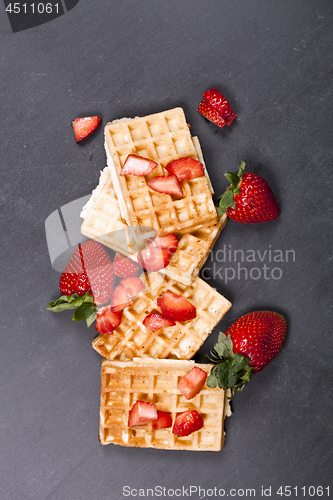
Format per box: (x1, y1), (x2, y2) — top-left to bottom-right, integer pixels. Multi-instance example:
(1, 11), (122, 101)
(152, 234), (178, 254)
(218, 161), (279, 223)
(128, 401), (158, 427)
(206, 311), (287, 391)
(143, 313), (176, 331)
(157, 291), (196, 322)
(178, 367), (207, 400)
(172, 410), (204, 437)
(120, 154), (158, 176)
(197, 100), (226, 129)
(113, 252), (141, 278)
(147, 175), (183, 197)
(152, 411), (173, 430)
(203, 89), (237, 126)
(48, 240), (114, 327)
(137, 245), (171, 272)
(72, 116), (101, 142)
(111, 277), (145, 312)
(95, 306), (123, 335)
(165, 157), (205, 181)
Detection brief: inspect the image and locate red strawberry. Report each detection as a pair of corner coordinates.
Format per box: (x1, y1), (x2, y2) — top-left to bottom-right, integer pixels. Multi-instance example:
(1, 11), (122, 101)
(178, 367), (207, 400)
(206, 311), (287, 391)
(128, 401), (158, 427)
(147, 175), (183, 197)
(120, 154), (158, 176)
(218, 162), (279, 223)
(72, 116), (101, 142)
(95, 306), (123, 335)
(113, 252), (141, 278)
(203, 89), (237, 126)
(111, 277), (145, 312)
(137, 245), (171, 272)
(152, 411), (173, 430)
(60, 240), (114, 305)
(166, 157), (205, 181)
(151, 234), (178, 254)
(143, 313), (176, 331)
(172, 410), (204, 437)
(197, 100), (226, 129)
(157, 291), (196, 322)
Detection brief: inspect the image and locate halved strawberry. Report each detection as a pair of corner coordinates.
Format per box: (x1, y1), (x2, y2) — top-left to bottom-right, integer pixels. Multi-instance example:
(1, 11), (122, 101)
(95, 306), (123, 335)
(113, 252), (141, 278)
(128, 401), (158, 427)
(152, 411), (173, 430)
(178, 367), (207, 400)
(203, 89), (237, 126)
(147, 175), (183, 197)
(72, 116), (101, 142)
(120, 154), (158, 176)
(157, 291), (196, 322)
(143, 313), (176, 331)
(151, 234), (178, 254)
(172, 410), (204, 437)
(111, 277), (145, 312)
(197, 100), (226, 129)
(111, 285), (131, 312)
(166, 157), (205, 181)
(137, 245), (171, 272)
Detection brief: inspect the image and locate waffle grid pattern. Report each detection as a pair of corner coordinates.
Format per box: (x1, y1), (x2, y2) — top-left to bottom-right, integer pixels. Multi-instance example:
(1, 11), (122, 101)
(93, 273), (232, 361)
(100, 359), (229, 451)
(104, 108), (217, 235)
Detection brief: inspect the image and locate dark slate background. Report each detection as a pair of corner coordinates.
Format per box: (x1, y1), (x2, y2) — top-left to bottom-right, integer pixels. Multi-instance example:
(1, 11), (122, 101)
(1, 1), (332, 499)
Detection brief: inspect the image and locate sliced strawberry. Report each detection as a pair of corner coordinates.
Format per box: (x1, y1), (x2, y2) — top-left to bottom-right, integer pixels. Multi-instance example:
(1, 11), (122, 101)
(128, 401), (158, 427)
(120, 154), (158, 176)
(157, 291), (196, 322)
(113, 252), (141, 278)
(166, 157), (205, 181)
(172, 410), (204, 437)
(111, 285), (131, 312)
(203, 89), (237, 126)
(95, 306), (122, 335)
(120, 276), (145, 298)
(178, 367), (208, 400)
(152, 411), (173, 430)
(197, 100), (226, 129)
(147, 175), (183, 197)
(143, 313), (176, 331)
(137, 245), (171, 272)
(72, 116), (101, 142)
(151, 234), (178, 254)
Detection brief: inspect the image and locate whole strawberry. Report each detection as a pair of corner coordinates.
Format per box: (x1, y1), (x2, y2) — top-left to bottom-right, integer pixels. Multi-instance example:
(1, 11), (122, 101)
(218, 162), (279, 223)
(206, 311), (287, 391)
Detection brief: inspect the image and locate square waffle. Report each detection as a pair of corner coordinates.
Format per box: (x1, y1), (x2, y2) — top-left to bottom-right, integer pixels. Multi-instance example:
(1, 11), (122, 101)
(100, 358), (232, 450)
(104, 108), (218, 235)
(92, 272), (231, 361)
(81, 167), (227, 286)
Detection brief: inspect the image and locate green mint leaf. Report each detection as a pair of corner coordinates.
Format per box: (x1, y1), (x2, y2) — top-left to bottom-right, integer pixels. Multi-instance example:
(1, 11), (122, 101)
(72, 303), (97, 322)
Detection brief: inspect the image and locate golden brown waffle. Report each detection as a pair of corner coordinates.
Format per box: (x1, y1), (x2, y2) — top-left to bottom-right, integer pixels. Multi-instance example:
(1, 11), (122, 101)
(100, 358), (232, 450)
(104, 108), (218, 235)
(81, 167), (227, 286)
(93, 272), (231, 361)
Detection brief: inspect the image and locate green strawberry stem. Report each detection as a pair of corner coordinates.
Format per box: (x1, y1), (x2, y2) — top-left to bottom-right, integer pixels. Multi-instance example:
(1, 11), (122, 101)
(205, 332), (253, 391)
(47, 291), (97, 327)
(217, 161), (246, 216)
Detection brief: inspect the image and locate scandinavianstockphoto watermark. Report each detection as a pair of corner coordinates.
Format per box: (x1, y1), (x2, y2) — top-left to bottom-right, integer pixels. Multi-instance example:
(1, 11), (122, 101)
(202, 245), (296, 283)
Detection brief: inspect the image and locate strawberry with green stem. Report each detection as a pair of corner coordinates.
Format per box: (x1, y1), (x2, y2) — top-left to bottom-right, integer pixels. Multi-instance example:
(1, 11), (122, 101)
(218, 161), (279, 223)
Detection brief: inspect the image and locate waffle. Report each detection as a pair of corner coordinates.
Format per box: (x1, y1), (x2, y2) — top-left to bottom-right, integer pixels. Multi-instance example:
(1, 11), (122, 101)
(81, 166), (227, 286)
(100, 358), (232, 450)
(92, 272), (231, 361)
(104, 108), (218, 235)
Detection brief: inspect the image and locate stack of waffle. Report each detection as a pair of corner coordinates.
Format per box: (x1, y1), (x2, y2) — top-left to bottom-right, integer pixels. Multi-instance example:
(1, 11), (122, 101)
(81, 108), (232, 451)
